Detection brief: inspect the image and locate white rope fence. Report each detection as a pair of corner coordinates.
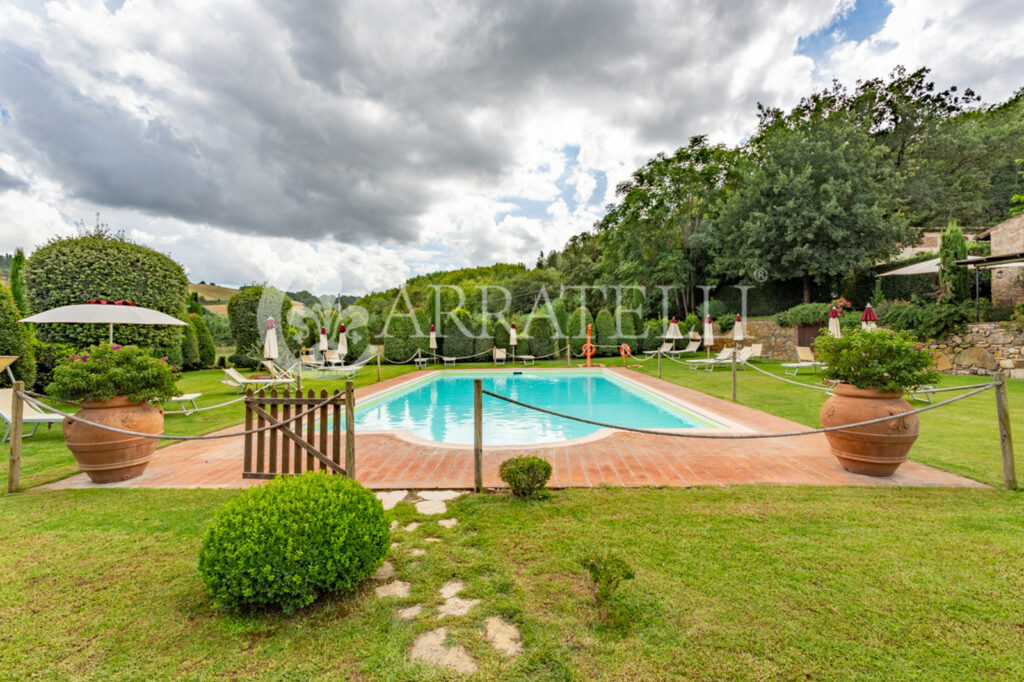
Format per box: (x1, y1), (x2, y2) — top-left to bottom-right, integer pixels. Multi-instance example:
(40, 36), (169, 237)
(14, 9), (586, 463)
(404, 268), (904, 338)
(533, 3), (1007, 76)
(479, 383), (995, 440)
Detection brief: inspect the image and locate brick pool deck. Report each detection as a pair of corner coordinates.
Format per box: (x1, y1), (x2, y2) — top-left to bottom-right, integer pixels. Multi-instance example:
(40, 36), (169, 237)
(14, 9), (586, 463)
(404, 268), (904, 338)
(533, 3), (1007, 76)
(43, 368), (984, 491)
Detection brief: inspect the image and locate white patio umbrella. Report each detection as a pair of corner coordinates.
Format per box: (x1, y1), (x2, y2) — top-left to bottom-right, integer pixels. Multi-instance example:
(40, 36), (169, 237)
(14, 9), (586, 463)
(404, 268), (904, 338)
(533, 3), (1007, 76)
(337, 324), (348, 359)
(860, 304), (878, 331)
(20, 300), (186, 344)
(828, 306), (842, 338)
(665, 317), (683, 340)
(318, 326), (329, 352)
(509, 323), (518, 361)
(429, 325), (437, 363)
(263, 318), (279, 360)
(702, 315), (714, 358)
(732, 314), (744, 342)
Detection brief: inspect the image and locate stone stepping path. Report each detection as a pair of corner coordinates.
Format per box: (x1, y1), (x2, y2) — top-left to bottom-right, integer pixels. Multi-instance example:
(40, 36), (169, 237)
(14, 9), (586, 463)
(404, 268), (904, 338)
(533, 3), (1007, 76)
(370, 490), (522, 673)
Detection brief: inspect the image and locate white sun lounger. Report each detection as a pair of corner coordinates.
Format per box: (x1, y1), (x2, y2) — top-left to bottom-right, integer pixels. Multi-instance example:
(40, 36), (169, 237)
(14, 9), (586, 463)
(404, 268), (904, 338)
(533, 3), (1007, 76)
(493, 348), (507, 366)
(781, 347), (825, 375)
(163, 393), (202, 415)
(685, 346), (734, 371)
(221, 367), (294, 393)
(1, 388), (64, 442)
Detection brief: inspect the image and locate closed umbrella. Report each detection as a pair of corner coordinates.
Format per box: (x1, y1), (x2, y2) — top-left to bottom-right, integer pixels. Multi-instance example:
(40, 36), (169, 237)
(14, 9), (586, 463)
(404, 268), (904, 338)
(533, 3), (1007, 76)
(860, 304), (878, 331)
(263, 318), (279, 360)
(429, 324), (437, 363)
(732, 314), (744, 342)
(337, 324), (348, 359)
(702, 315), (714, 358)
(20, 300), (186, 344)
(318, 327), (329, 352)
(510, 323), (518, 362)
(665, 316), (683, 338)
(828, 306), (842, 338)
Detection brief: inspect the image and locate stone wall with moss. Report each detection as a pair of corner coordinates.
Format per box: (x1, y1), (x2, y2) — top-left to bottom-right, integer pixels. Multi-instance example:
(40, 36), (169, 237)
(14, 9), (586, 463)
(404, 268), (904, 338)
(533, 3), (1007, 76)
(933, 322), (1024, 378)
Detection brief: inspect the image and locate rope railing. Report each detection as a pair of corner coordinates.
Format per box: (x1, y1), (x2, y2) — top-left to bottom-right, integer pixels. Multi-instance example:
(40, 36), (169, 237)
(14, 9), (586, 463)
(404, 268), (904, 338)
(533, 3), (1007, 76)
(479, 383), (995, 440)
(16, 390), (343, 442)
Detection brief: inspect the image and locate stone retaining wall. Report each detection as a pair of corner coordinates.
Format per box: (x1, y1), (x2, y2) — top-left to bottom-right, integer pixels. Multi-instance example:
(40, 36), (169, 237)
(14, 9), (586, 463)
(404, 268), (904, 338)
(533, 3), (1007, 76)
(934, 322), (1024, 378)
(745, 319), (799, 360)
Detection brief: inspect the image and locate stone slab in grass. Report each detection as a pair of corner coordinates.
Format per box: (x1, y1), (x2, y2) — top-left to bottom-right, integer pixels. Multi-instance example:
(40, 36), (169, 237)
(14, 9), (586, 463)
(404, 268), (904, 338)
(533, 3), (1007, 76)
(397, 605), (422, 621)
(372, 561), (395, 581)
(375, 581), (410, 598)
(484, 617), (522, 657)
(415, 500), (448, 515)
(403, 522), (421, 532)
(376, 490), (408, 510)
(418, 490), (462, 501)
(410, 627), (477, 674)
(438, 518), (458, 528)
(438, 596), (480, 618)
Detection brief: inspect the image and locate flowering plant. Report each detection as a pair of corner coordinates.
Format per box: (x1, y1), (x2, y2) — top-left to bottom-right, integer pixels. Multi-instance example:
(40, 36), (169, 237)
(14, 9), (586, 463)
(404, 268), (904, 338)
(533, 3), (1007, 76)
(814, 329), (940, 392)
(47, 344), (180, 403)
(830, 296), (853, 310)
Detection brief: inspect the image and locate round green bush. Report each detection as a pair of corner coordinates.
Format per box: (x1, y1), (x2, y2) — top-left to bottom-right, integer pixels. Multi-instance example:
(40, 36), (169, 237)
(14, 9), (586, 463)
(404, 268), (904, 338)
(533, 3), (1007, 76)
(499, 455), (553, 497)
(226, 285), (293, 355)
(198, 473), (390, 613)
(23, 231), (188, 349)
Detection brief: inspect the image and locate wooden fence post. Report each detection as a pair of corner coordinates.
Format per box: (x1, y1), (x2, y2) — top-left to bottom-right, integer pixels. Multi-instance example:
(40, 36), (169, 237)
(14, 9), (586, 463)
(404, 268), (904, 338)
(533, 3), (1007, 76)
(657, 351), (662, 379)
(376, 346), (382, 383)
(345, 380), (355, 479)
(567, 342), (571, 368)
(473, 379), (483, 492)
(7, 381), (23, 493)
(994, 372), (1016, 490)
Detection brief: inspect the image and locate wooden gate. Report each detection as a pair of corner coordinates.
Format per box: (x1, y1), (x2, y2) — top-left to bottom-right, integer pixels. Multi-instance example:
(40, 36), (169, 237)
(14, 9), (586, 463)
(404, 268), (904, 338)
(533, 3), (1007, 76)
(243, 389), (347, 479)
(796, 323), (821, 348)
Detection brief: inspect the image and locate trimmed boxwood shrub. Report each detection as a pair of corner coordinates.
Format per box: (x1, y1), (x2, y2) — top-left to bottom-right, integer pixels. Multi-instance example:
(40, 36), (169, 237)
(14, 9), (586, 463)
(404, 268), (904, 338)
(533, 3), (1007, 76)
(641, 318), (664, 352)
(594, 309), (616, 357)
(499, 456), (552, 497)
(614, 307), (638, 354)
(190, 313), (217, 368)
(382, 314), (414, 361)
(10, 248), (29, 316)
(525, 315), (556, 357)
(23, 231), (188, 349)
(198, 473), (390, 613)
(776, 302), (831, 327)
(566, 307), (594, 356)
(0, 282), (36, 389)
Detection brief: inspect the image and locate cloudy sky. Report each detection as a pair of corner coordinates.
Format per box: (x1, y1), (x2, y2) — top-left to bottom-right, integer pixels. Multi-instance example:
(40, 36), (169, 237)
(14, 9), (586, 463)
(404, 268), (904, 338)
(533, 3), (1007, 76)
(1, 0), (1022, 295)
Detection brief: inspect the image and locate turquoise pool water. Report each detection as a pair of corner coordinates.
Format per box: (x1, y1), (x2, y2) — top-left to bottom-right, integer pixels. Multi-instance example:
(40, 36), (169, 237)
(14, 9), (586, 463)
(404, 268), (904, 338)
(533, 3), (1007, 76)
(353, 371), (722, 445)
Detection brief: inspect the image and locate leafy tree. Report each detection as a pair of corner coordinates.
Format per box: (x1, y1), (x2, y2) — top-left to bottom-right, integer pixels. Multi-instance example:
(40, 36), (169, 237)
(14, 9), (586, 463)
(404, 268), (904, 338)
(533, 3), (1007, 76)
(715, 109), (908, 302)
(180, 321), (200, 370)
(596, 136), (740, 316)
(1012, 159), (1024, 217)
(938, 221), (970, 304)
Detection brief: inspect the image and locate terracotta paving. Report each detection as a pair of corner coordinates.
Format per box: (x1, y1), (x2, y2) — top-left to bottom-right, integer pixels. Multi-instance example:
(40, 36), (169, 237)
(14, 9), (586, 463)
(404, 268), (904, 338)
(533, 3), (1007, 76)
(43, 368), (985, 491)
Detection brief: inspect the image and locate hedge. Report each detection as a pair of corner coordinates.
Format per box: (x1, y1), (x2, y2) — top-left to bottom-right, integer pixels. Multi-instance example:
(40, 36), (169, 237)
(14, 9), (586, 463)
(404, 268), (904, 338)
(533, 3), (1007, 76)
(226, 286), (293, 356)
(23, 231), (188, 349)
(566, 307), (594, 355)
(594, 309), (616, 356)
(190, 313), (217, 368)
(180, 321), (201, 370)
(0, 282), (36, 389)
(615, 307), (638, 353)
(10, 248), (29, 316)
(442, 308), (475, 359)
(525, 315), (556, 357)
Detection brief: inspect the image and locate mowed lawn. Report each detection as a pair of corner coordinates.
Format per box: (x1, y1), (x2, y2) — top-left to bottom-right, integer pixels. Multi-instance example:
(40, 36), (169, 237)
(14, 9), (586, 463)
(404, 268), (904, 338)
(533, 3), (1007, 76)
(1, 359), (1022, 679)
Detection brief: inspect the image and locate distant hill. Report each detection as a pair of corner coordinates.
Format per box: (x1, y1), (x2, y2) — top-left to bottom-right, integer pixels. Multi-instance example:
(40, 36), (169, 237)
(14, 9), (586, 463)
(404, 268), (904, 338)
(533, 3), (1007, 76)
(189, 282), (238, 303)
(189, 282), (360, 316)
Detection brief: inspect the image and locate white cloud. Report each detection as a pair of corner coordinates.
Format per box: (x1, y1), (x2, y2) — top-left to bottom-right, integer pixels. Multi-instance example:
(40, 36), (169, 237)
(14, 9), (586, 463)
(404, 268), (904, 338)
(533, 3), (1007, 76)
(0, 0), (1021, 295)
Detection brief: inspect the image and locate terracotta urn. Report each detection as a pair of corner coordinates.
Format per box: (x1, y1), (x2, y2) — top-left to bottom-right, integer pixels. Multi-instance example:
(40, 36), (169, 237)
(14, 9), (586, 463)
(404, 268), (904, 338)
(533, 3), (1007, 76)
(820, 383), (919, 476)
(63, 396), (164, 483)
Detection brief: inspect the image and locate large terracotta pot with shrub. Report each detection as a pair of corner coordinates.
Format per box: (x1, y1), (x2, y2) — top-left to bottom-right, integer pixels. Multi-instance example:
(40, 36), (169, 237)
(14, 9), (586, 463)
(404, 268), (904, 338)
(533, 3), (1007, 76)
(815, 329), (938, 477)
(47, 343), (180, 484)
(820, 384), (918, 476)
(63, 396), (164, 482)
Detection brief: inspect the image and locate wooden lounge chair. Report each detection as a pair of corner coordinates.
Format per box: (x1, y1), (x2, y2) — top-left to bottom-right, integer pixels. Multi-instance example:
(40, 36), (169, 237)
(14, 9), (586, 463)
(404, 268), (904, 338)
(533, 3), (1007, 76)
(163, 393), (202, 415)
(221, 367), (293, 393)
(685, 346), (734, 371)
(1, 388), (64, 442)
(493, 348), (507, 366)
(781, 346), (825, 375)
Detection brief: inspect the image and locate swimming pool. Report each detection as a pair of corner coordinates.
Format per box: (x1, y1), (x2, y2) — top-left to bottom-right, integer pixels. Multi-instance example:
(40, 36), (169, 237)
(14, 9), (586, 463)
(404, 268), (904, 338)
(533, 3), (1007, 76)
(353, 370), (725, 446)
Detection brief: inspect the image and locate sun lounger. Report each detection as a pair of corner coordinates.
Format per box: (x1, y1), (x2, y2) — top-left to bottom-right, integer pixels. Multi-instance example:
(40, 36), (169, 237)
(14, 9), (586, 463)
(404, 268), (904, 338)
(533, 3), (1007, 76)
(221, 367), (293, 393)
(442, 356), (456, 367)
(644, 342), (673, 356)
(320, 350), (362, 378)
(1, 388), (64, 442)
(164, 393), (202, 415)
(300, 350), (324, 369)
(414, 356), (430, 369)
(685, 347), (734, 371)
(519, 354), (535, 366)
(747, 343), (764, 361)
(781, 346), (825, 375)
(493, 348), (507, 366)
